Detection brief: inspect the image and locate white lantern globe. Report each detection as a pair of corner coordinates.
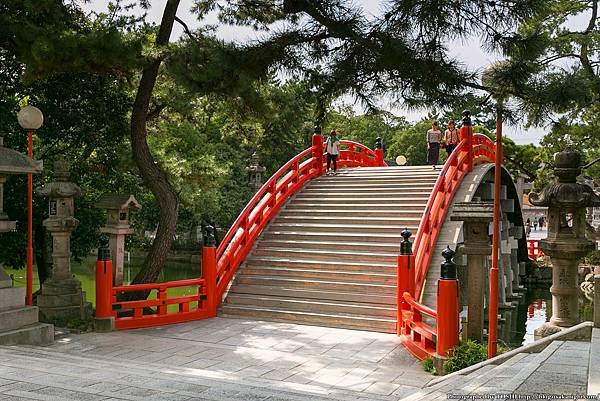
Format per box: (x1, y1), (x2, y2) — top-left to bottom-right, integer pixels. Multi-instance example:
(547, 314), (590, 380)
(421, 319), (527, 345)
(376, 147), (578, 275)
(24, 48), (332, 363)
(17, 105), (44, 130)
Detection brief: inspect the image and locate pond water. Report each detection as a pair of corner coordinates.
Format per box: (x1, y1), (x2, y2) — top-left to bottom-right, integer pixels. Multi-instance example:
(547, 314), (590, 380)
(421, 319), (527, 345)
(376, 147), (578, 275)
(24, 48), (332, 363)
(501, 286), (594, 347)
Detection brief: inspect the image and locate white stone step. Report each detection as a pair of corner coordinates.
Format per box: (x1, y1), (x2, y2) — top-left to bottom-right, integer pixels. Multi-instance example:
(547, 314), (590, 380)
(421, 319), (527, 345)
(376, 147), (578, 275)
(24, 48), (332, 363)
(0, 323), (53, 346)
(0, 286), (25, 311)
(0, 306), (39, 332)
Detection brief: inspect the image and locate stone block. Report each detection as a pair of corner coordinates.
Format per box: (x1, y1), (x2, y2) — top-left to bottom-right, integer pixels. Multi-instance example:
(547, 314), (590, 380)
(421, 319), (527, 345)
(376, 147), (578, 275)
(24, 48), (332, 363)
(0, 286), (25, 310)
(94, 317), (115, 333)
(0, 306), (39, 332)
(0, 323), (53, 346)
(0, 267), (12, 289)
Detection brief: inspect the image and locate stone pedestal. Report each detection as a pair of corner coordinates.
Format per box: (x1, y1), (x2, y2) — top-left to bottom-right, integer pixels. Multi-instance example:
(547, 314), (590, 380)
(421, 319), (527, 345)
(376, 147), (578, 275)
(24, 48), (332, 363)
(96, 194), (140, 286)
(0, 136), (52, 345)
(451, 201), (493, 343)
(529, 147), (600, 338)
(36, 160), (90, 322)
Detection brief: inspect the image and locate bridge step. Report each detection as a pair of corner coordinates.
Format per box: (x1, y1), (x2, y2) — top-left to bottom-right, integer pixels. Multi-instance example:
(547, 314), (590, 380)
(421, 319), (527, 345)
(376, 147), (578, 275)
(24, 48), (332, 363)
(224, 294), (397, 318)
(252, 247), (397, 263)
(256, 239), (399, 252)
(292, 196), (430, 204)
(221, 166), (436, 333)
(234, 276), (396, 295)
(278, 209), (426, 218)
(245, 256), (396, 273)
(241, 266), (396, 284)
(261, 231), (404, 242)
(274, 216), (422, 226)
(227, 285), (396, 305)
(268, 222), (416, 234)
(219, 305), (396, 333)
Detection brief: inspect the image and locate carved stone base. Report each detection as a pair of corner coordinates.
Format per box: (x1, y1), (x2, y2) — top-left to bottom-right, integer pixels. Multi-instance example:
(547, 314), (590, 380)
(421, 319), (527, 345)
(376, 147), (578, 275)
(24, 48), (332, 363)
(37, 276), (91, 322)
(534, 322), (564, 340)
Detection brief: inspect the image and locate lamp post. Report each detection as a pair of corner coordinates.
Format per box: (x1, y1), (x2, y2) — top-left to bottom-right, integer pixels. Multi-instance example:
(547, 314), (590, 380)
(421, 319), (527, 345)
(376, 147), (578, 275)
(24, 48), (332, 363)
(17, 105), (43, 306)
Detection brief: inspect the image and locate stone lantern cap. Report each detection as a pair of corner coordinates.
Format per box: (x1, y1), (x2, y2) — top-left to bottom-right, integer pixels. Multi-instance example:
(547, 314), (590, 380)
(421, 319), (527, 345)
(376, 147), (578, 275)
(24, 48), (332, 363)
(0, 138), (43, 175)
(95, 194), (141, 211)
(36, 159), (82, 198)
(529, 147), (600, 208)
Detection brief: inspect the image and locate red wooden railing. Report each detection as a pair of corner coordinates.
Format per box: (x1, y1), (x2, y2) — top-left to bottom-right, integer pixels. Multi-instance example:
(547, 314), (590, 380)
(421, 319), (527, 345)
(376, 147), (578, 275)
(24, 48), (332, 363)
(413, 134), (495, 300)
(97, 136), (384, 330)
(399, 131), (496, 360)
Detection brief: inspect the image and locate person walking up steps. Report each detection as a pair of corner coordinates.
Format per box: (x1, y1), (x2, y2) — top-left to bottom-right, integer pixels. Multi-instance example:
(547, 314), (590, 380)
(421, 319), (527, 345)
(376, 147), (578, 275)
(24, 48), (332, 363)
(427, 121), (442, 170)
(326, 129), (340, 175)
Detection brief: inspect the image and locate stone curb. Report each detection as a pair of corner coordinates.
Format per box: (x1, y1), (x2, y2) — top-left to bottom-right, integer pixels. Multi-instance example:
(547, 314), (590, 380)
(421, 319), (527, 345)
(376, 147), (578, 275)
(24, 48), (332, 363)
(426, 321), (593, 387)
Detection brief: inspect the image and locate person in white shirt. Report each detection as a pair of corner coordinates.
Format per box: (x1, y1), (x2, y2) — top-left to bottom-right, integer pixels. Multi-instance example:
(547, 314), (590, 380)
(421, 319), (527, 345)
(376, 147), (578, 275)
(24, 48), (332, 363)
(426, 121), (442, 170)
(326, 129), (340, 175)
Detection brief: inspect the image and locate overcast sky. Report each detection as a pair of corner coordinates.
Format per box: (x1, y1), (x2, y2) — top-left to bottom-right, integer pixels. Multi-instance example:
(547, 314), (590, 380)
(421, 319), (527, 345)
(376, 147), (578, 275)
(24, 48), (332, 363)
(81, 0), (587, 145)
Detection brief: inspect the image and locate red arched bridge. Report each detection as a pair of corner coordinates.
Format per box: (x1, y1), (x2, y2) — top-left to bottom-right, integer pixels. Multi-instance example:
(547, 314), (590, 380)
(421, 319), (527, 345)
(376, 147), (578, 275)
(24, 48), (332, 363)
(96, 124), (529, 360)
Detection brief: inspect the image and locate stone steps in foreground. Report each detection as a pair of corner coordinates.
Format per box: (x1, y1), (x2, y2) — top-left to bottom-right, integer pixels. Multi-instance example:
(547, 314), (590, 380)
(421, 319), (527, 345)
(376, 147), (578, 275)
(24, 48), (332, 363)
(224, 294), (397, 318)
(228, 284), (397, 305)
(220, 305), (396, 333)
(234, 276), (396, 295)
(255, 239), (399, 253)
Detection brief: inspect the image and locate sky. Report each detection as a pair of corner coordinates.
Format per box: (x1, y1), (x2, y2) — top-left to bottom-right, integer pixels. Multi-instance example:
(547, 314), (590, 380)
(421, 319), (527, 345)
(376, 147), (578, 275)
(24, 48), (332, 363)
(81, 0), (587, 145)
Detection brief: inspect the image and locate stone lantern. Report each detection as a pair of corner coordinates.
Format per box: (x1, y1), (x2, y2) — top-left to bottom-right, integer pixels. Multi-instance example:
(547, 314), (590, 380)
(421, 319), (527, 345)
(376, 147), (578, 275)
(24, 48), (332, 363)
(246, 152), (266, 192)
(36, 159), (89, 321)
(0, 137), (52, 344)
(529, 147), (600, 338)
(96, 194), (141, 286)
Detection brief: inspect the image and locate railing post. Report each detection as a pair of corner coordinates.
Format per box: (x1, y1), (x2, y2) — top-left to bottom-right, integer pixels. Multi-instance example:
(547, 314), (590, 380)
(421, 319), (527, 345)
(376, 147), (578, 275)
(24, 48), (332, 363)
(202, 225), (218, 317)
(461, 110), (473, 172)
(374, 137), (385, 167)
(436, 246), (460, 357)
(397, 228), (413, 334)
(95, 236), (115, 332)
(312, 124), (324, 176)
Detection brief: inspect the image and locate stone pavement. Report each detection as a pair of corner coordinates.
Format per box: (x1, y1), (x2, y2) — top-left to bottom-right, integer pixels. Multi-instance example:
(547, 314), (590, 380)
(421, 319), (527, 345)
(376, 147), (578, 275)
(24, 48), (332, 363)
(0, 317), (431, 400)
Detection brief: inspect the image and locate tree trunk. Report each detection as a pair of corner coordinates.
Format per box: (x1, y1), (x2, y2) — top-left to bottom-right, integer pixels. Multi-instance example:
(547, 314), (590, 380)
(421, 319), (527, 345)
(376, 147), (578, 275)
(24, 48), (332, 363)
(125, 0), (180, 298)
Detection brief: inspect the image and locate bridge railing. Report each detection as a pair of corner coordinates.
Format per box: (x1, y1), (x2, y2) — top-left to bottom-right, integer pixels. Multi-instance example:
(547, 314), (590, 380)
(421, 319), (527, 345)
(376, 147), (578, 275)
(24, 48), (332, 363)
(96, 136), (385, 330)
(400, 131), (495, 360)
(527, 239), (545, 260)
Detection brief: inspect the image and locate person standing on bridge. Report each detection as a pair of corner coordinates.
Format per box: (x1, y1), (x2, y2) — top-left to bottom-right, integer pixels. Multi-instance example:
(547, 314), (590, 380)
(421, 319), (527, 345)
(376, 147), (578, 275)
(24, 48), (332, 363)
(443, 120), (460, 156)
(326, 129), (340, 175)
(426, 121), (442, 170)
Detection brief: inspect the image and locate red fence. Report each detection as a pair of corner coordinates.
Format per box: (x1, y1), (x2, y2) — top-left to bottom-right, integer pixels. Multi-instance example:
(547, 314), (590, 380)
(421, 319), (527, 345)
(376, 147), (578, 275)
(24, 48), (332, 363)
(399, 128), (496, 360)
(527, 239), (544, 260)
(96, 135), (384, 330)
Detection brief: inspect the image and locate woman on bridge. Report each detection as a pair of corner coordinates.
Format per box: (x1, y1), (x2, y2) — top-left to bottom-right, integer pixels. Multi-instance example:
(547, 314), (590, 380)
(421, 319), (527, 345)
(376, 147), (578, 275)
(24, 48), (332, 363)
(426, 121), (442, 170)
(444, 120), (460, 156)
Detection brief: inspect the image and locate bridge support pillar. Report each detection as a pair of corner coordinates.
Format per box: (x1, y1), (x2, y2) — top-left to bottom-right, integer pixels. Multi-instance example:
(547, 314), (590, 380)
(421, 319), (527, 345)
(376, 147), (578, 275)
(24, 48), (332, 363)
(451, 202), (493, 344)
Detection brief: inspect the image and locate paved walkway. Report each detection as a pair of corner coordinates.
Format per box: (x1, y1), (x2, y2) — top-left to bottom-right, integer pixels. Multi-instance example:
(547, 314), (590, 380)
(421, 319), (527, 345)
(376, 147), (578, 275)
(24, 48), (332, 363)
(0, 317), (431, 400)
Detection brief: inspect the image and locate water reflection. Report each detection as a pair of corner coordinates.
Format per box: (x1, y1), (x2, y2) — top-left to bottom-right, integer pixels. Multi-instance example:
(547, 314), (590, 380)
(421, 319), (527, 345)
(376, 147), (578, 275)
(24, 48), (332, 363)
(500, 286), (594, 347)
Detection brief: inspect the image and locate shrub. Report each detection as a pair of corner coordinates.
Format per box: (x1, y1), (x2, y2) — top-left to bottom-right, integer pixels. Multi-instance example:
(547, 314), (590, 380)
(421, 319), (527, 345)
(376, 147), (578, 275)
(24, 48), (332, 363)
(584, 250), (600, 266)
(444, 340), (487, 374)
(422, 357), (437, 375)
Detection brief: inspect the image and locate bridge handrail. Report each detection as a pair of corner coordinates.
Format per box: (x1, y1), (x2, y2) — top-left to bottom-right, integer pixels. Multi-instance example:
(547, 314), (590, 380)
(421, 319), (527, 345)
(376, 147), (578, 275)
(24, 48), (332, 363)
(215, 139), (384, 304)
(412, 134), (495, 299)
(403, 292), (437, 319)
(110, 277), (211, 330)
(215, 146), (316, 301)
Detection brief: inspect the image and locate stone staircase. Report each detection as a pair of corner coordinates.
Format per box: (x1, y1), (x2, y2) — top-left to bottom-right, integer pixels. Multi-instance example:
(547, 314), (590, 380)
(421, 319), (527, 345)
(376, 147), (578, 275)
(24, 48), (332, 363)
(404, 338), (592, 399)
(220, 166), (440, 332)
(0, 274), (54, 345)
